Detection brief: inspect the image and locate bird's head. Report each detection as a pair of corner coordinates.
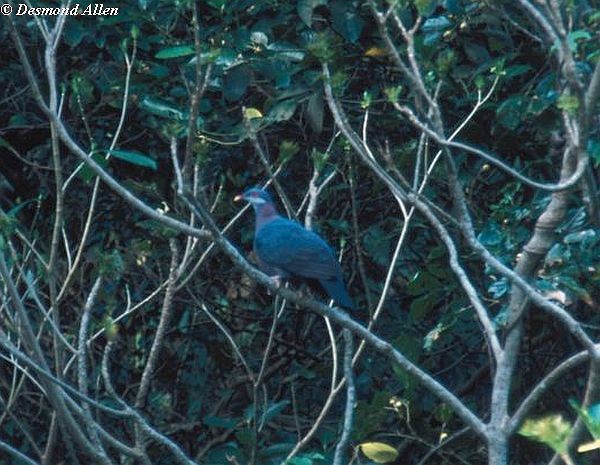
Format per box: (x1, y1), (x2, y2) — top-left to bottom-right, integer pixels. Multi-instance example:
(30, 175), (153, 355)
(235, 188), (278, 222)
(234, 188), (273, 207)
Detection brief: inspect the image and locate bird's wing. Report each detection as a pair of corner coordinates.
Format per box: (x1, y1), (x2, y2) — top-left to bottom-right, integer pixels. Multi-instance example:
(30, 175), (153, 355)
(255, 218), (342, 281)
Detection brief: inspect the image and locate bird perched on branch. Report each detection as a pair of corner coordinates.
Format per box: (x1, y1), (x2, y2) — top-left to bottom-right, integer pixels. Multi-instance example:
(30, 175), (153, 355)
(235, 187), (355, 310)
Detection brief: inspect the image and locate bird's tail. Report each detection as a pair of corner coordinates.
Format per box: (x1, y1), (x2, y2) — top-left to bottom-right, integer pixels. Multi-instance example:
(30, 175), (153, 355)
(319, 277), (356, 310)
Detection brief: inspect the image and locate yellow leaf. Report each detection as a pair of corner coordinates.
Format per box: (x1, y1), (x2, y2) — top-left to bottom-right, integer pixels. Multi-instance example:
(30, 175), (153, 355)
(243, 107), (263, 119)
(364, 46), (387, 57)
(359, 442), (399, 463)
(578, 439), (600, 453)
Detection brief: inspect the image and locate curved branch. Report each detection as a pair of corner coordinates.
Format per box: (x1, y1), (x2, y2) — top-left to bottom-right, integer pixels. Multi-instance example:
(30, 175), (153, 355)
(393, 102), (589, 192)
(0, 440), (40, 465)
(509, 350), (590, 433)
(463, 233), (599, 354)
(134, 240), (179, 409)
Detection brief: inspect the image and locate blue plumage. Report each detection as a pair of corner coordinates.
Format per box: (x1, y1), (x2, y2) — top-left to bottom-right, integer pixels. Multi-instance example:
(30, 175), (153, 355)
(235, 188), (355, 310)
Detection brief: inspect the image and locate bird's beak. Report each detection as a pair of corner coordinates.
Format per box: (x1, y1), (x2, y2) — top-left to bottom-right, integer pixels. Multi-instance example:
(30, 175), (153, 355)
(234, 194), (244, 202)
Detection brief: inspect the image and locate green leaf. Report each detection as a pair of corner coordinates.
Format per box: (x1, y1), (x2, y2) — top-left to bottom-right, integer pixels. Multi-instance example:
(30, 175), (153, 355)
(330, 0), (364, 43)
(424, 322), (448, 351)
(267, 42), (306, 62)
(477, 221), (503, 246)
(564, 229), (596, 244)
(578, 439), (600, 453)
(530, 73), (558, 115)
(311, 148), (328, 172)
(148, 63), (170, 78)
(202, 415), (237, 429)
(139, 96), (186, 120)
(234, 427), (256, 448)
(0, 137), (14, 151)
(557, 92), (579, 114)
(361, 90), (373, 109)
(102, 316), (119, 341)
(504, 64), (532, 78)
(415, 0), (438, 16)
(384, 85), (403, 103)
(98, 249), (125, 277)
(409, 293), (440, 322)
(444, 0), (462, 14)
(519, 415), (573, 453)
(289, 452), (325, 464)
(266, 99), (298, 122)
(434, 403), (454, 423)
(279, 140), (300, 163)
(307, 91), (324, 133)
(422, 16), (452, 32)
(406, 271), (441, 296)
(353, 391), (392, 440)
(363, 225), (391, 267)
(0, 210), (16, 238)
(63, 21), (86, 48)
(545, 243), (569, 267)
(243, 107), (263, 120)
(588, 404), (600, 427)
(109, 150), (157, 170)
(71, 73), (94, 104)
(260, 400), (290, 426)
(307, 32), (337, 61)
(206, 0), (226, 9)
(359, 442), (399, 463)
(570, 399), (600, 439)
(251, 31), (269, 47)
(495, 96), (525, 130)
(155, 44), (195, 59)
(463, 42), (490, 64)
(555, 275), (592, 303)
(79, 153), (109, 183)
(6, 200), (34, 220)
(214, 48), (238, 68)
(392, 332), (421, 390)
(566, 30), (591, 52)
(223, 65), (250, 101)
(488, 278), (509, 298)
(589, 140), (600, 167)
(436, 49), (456, 74)
(8, 114), (27, 126)
(297, 0), (327, 26)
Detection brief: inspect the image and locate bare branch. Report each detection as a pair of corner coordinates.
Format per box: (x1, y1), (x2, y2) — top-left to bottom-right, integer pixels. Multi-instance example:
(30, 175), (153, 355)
(0, 440), (41, 465)
(77, 277), (105, 452)
(333, 329), (356, 465)
(392, 102), (589, 192)
(134, 240), (180, 409)
(510, 350), (592, 433)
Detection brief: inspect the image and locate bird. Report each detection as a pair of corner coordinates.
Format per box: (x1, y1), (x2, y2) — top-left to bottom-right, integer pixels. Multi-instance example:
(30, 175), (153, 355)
(235, 187), (356, 310)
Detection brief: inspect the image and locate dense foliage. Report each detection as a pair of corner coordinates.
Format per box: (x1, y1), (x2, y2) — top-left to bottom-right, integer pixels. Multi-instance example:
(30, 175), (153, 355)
(1, 1), (599, 464)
